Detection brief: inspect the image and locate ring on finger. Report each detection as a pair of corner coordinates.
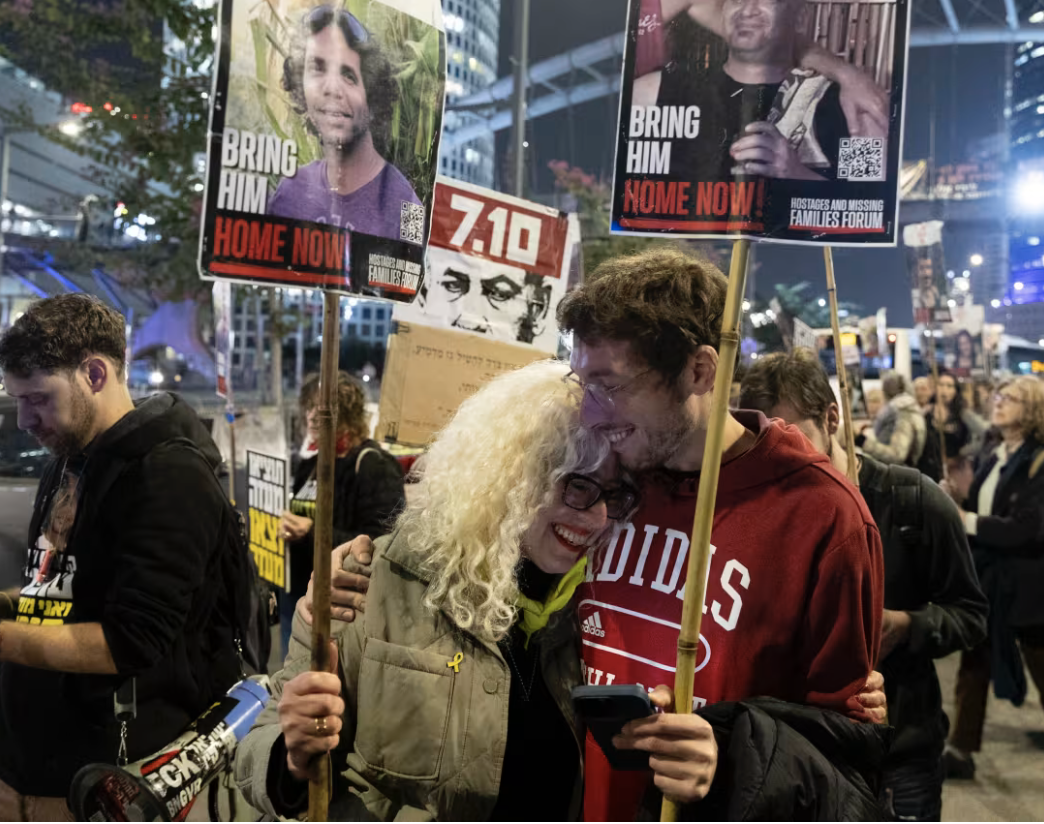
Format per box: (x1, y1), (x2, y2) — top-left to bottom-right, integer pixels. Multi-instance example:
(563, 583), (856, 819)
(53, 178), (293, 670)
(315, 716), (329, 736)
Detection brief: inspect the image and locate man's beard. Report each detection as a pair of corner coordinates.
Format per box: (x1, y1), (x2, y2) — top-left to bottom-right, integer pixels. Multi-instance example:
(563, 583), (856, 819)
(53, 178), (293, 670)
(619, 408), (691, 473)
(49, 384), (96, 458)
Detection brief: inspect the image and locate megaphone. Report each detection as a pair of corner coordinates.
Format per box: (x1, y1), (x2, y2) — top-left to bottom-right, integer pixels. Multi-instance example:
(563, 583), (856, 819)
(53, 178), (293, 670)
(70, 678), (270, 822)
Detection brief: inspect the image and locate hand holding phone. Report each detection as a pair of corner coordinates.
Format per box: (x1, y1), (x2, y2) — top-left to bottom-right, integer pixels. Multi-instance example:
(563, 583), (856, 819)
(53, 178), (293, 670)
(571, 684), (656, 770)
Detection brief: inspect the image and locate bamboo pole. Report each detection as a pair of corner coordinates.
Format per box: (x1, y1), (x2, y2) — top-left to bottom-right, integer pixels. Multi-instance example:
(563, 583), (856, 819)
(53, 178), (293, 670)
(926, 324), (949, 480)
(227, 407), (236, 505)
(308, 290), (341, 822)
(824, 248), (859, 486)
(661, 239), (750, 823)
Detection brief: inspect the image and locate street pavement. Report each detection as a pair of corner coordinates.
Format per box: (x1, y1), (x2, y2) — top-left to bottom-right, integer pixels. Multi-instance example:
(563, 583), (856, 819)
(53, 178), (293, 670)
(939, 651), (1044, 821)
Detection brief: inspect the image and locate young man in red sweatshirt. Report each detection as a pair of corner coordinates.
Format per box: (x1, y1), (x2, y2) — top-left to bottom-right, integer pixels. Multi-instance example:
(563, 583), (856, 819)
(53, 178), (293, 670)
(557, 248), (885, 820)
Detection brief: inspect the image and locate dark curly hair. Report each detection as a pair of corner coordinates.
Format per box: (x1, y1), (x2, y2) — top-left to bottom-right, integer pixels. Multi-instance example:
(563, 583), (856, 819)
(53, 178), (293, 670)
(0, 294), (126, 379)
(282, 5), (397, 153)
(300, 370), (369, 441)
(557, 248), (726, 385)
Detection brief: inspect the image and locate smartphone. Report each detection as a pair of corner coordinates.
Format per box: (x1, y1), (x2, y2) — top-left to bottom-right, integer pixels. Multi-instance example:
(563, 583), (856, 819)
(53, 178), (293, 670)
(571, 684), (654, 771)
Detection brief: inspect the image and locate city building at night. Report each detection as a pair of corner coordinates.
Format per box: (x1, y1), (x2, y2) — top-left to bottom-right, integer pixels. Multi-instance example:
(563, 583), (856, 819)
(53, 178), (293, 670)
(440, 0), (499, 188)
(1004, 39), (1044, 338)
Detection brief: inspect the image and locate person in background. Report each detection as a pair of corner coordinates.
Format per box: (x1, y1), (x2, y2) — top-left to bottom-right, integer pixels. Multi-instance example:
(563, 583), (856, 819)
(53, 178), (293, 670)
(237, 361), (642, 820)
(278, 371), (403, 656)
(913, 376), (934, 413)
(941, 376), (1044, 780)
(972, 380), (994, 420)
(740, 349), (987, 821)
(866, 387), (885, 421)
(930, 369), (987, 472)
(860, 372), (927, 468)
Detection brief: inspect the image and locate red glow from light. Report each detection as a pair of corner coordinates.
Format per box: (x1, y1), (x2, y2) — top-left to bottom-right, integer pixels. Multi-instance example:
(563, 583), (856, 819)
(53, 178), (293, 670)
(70, 102), (92, 114)
(103, 102), (113, 112)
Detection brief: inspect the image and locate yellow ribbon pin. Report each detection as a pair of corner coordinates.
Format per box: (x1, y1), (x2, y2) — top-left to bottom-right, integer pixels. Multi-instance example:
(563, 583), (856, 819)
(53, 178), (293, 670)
(447, 652), (464, 673)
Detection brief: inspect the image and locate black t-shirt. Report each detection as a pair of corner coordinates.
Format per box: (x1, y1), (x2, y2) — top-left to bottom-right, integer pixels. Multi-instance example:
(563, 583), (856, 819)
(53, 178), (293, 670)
(657, 62), (849, 182)
(490, 561), (579, 821)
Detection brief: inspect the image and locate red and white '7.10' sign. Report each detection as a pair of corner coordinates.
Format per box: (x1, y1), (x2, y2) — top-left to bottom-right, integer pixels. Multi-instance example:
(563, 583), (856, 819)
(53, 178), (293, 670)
(429, 179), (570, 280)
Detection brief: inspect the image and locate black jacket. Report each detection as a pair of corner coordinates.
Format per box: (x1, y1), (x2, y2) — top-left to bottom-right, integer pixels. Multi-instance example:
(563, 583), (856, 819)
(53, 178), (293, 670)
(858, 456), (987, 763)
(285, 439), (404, 599)
(967, 436), (1044, 628)
(641, 699), (891, 821)
(0, 394), (240, 796)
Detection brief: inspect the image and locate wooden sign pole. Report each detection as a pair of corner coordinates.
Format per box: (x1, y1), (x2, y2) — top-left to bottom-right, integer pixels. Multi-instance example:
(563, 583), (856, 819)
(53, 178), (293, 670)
(926, 323), (949, 479)
(824, 248), (859, 486)
(661, 239), (750, 823)
(308, 290), (341, 822)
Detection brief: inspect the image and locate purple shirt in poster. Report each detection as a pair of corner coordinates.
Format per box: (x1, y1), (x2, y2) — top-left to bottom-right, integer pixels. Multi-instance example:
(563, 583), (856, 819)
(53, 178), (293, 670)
(268, 159), (422, 243)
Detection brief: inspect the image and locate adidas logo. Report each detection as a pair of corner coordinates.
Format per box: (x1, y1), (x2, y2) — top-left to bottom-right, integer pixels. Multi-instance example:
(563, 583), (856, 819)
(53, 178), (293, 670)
(582, 612), (605, 638)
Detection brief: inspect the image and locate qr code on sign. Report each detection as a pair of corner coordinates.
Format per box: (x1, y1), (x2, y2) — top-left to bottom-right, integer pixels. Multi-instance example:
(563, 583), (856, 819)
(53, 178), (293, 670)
(400, 201), (425, 244)
(837, 137), (885, 182)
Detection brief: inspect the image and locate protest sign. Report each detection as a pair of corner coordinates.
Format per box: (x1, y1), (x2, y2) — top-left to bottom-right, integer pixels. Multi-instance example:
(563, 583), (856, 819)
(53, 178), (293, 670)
(246, 450), (289, 590)
(609, 0), (908, 245)
(941, 304), (986, 376)
(376, 321), (549, 446)
(199, 0), (445, 297)
(394, 177), (577, 353)
(904, 220), (950, 324)
(213, 281), (233, 398)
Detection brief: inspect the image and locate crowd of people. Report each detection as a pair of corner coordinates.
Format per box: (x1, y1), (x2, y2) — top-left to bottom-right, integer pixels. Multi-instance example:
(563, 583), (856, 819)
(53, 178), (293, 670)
(0, 250), (1041, 821)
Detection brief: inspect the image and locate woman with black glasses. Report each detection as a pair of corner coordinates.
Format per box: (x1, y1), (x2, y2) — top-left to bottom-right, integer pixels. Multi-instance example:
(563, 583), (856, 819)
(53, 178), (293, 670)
(941, 376), (1044, 779)
(236, 361), (638, 820)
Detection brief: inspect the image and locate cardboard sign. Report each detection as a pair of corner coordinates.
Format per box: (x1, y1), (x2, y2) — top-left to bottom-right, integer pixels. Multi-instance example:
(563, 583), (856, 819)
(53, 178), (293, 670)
(396, 178), (577, 353)
(376, 321), (549, 446)
(198, 0), (446, 297)
(246, 450), (289, 590)
(609, 0), (909, 245)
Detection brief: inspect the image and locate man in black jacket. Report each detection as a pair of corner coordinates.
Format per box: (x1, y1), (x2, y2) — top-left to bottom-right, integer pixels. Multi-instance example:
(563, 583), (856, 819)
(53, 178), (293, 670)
(0, 294), (240, 818)
(740, 349), (988, 822)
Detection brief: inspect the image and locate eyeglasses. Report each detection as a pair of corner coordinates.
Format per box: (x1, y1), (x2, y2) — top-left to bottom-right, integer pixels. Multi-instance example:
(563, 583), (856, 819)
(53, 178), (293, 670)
(565, 369), (654, 412)
(562, 474), (639, 520)
(306, 5), (370, 42)
(994, 391), (1023, 406)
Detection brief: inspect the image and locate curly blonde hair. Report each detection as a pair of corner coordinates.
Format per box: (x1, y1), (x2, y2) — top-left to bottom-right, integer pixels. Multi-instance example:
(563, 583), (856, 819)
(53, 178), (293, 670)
(398, 360), (610, 644)
(999, 376), (1044, 443)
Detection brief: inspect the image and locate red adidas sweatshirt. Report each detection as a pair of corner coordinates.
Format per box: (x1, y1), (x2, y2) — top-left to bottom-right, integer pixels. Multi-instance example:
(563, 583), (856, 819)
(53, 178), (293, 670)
(578, 411), (883, 821)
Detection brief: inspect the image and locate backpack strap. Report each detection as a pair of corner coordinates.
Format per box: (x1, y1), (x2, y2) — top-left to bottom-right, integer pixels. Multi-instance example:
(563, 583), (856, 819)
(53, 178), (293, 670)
(355, 447), (378, 475)
(1030, 447), (1044, 481)
(888, 465), (923, 551)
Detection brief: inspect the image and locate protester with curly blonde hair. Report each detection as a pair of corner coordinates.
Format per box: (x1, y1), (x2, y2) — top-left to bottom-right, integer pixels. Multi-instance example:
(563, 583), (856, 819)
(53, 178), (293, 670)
(942, 376), (1044, 779)
(235, 360), (639, 820)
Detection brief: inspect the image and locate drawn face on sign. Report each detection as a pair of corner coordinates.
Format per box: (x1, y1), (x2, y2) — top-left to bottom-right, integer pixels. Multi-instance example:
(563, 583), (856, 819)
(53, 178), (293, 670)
(421, 250), (554, 345)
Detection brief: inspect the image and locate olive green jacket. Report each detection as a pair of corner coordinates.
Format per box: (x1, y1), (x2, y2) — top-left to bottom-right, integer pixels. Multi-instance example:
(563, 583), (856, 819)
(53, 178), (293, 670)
(234, 528), (585, 821)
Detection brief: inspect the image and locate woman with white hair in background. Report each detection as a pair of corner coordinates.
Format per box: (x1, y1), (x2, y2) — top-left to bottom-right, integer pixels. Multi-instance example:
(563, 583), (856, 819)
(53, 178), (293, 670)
(234, 360), (638, 820)
(941, 376), (1044, 780)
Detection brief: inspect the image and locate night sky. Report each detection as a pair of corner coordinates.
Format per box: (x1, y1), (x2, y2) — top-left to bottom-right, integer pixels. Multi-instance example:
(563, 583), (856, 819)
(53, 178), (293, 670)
(493, 0), (1010, 327)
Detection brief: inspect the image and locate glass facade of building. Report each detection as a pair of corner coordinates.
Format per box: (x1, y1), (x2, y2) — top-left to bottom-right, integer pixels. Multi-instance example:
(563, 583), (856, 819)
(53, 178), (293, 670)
(440, 0), (499, 189)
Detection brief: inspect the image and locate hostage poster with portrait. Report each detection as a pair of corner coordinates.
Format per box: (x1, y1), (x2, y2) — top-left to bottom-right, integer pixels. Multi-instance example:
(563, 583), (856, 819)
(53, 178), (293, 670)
(393, 177), (578, 354)
(610, 0), (909, 245)
(198, 0), (445, 298)
(904, 220), (951, 325)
